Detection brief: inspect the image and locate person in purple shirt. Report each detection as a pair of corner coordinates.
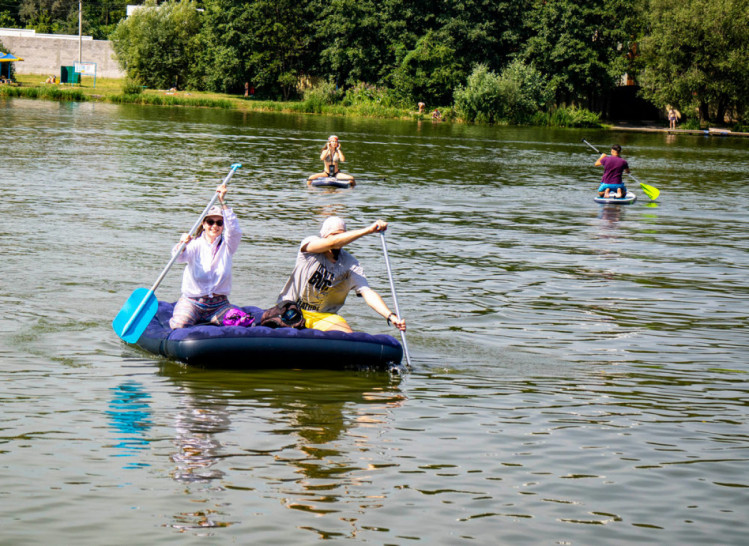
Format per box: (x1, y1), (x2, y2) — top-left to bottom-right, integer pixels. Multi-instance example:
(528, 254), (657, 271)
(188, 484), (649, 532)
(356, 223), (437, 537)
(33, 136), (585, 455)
(595, 144), (630, 198)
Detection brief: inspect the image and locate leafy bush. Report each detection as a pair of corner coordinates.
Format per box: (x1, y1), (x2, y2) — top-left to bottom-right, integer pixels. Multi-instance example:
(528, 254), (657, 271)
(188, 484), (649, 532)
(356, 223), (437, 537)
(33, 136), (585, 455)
(532, 105), (602, 128)
(680, 117), (701, 130)
(498, 59), (555, 123)
(453, 64), (503, 123)
(302, 81), (343, 113)
(454, 61), (554, 124)
(342, 82), (406, 109)
(122, 78), (143, 95)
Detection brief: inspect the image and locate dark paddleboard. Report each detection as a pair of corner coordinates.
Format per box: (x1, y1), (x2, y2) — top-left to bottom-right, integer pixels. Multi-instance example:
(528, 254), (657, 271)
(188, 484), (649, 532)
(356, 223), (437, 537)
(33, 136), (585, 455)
(310, 177), (353, 189)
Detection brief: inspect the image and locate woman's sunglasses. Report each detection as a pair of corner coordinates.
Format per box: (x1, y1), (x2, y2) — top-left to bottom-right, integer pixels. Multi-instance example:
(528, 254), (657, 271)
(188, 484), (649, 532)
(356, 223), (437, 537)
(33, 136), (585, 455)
(204, 218), (224, 227)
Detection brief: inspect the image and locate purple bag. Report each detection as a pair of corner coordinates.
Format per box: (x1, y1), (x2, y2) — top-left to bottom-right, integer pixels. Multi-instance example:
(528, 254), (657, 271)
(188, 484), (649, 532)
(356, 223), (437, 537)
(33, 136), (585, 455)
(222, 308), (254, 327)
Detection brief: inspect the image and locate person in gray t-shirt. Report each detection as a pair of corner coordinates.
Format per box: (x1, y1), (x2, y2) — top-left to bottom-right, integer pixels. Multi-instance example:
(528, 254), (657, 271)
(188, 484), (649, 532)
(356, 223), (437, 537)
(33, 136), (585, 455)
(277, 216), (407, 333)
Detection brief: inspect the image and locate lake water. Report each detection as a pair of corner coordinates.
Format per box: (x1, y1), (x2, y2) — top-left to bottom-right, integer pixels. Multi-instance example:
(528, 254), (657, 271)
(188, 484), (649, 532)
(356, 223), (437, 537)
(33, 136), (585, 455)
(1, 97), (748, 544)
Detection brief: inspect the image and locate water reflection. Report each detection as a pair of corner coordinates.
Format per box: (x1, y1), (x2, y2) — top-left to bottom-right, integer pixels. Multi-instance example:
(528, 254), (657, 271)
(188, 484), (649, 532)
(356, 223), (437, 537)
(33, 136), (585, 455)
(157, 363), (404, 535)
(171, 396), (230, 483)
(593, 204), (625, 249)
(598, 203), (624, 224)
(106, 381), (152, 469)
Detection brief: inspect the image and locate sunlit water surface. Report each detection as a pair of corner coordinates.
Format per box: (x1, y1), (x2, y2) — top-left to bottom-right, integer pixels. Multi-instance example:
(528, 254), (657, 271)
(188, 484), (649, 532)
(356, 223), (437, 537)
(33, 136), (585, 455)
(1, 98), (748, 544)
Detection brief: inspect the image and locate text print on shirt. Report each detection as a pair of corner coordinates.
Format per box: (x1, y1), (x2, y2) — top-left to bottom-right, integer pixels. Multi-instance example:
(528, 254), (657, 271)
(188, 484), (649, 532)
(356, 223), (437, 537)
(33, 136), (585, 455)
(308, 264), (334, 292)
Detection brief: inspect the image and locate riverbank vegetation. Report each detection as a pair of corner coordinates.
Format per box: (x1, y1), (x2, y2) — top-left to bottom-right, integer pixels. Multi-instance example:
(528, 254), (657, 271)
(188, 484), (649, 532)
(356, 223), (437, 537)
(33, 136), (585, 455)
(2, 0), (747, 127)
(2, 73), (608, 128)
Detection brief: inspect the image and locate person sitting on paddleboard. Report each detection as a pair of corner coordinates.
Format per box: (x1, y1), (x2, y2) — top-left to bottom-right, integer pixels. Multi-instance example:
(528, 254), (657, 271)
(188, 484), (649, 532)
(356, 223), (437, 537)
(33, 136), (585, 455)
(595, 144), (630, 198)
(169, 183), (248, 329)
(307, 135), (356, 187)
(276, 216), (406, 333)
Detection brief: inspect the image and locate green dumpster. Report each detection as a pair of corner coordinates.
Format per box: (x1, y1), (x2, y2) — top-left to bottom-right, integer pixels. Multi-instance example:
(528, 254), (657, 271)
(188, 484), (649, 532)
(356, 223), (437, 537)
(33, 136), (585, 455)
(60, 66), (81, 84)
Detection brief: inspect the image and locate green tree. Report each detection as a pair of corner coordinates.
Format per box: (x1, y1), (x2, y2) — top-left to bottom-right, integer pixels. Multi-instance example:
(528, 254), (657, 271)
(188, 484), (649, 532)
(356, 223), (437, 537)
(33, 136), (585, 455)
(521, 0), (640, 106)
(0, 0), (23, 27)
(436, 0), (530, 71)
(390, 29), (464, 105)
(16, 0), (127, 38)
(197, 0), (253, 93)
(637, 0), (749, 123)
(111, 0), (202, 90)
(199, 0), (314, 97)
(86, 0), (128, 39)
(312, 0), (388, 87)
(383, 0), (532, 105)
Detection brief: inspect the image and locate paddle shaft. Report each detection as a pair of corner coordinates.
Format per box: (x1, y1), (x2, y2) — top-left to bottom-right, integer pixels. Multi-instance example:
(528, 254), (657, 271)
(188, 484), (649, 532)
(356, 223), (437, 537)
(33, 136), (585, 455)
(119, 163), (242, 336)
(379, 231), (412, 368)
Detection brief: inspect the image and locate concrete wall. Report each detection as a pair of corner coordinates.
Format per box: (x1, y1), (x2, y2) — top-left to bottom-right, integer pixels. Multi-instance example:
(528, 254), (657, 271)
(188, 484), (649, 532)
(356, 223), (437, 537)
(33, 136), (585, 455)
(0, 29), (125, 79)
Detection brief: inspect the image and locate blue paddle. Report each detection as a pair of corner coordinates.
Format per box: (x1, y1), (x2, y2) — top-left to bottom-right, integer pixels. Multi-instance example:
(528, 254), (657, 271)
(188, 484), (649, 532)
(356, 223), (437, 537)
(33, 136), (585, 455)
(112, 163), (242, 343)
(582, 139), (660, 200)
(379, 231), (412, 369)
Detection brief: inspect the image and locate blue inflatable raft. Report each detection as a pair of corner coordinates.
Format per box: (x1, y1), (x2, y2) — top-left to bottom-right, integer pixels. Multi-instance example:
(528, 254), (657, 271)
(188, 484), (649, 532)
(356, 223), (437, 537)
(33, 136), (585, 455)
(133, 301), (403, 370)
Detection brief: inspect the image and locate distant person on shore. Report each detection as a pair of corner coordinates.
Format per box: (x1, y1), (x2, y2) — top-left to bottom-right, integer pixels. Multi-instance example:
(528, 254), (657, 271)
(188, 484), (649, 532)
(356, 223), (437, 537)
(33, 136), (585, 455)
(418, 101), (425, 114)
(595, 144), (630, 198)
(668, 106), (679, 130)
(431, 108), (442, 121)
(307, 135), (356, 187)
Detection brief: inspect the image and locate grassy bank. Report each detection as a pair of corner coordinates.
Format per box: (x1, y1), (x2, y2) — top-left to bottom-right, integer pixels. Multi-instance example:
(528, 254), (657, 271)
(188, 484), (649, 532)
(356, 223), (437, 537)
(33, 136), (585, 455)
(2, 74), (425, 119)
(3, 73), (606, 127)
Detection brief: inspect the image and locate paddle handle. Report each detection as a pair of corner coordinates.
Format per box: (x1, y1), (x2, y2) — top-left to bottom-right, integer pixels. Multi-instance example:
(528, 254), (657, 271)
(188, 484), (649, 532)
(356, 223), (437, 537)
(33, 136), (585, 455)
(148, 163), (242, 294)
(379, 231), (412, 368)
(582, 138), (601, 154)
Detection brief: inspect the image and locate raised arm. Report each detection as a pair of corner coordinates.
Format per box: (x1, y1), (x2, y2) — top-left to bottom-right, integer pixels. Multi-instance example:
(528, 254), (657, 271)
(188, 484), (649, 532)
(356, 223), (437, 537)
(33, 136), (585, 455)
(303, 220), (387, 253)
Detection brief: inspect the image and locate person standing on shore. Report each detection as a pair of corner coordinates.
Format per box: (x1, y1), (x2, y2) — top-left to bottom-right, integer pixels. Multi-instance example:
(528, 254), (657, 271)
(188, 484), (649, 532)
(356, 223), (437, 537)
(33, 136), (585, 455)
(668, 106), (679, 130)
(595, 144), (630, 198)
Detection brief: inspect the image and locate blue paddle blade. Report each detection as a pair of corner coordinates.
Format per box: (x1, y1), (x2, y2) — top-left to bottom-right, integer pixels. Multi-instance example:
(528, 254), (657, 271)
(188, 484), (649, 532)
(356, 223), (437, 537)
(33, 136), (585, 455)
(112, 287), (159, 344)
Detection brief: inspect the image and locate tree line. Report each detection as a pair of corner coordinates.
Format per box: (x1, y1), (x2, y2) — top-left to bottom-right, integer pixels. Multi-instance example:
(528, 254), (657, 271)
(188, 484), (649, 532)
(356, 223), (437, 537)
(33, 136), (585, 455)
(2, 0), (747, 125)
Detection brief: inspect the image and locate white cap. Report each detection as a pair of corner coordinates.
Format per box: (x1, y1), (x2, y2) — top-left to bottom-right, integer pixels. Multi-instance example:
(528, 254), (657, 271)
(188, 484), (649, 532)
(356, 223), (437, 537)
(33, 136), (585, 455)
(320, 216), (347, 238)
(205, 205), (223, 218)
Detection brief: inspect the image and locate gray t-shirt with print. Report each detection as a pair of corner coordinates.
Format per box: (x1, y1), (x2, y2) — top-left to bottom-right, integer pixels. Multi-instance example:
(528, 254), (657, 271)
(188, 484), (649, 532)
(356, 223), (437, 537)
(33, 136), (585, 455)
(277, 236), (370, 313)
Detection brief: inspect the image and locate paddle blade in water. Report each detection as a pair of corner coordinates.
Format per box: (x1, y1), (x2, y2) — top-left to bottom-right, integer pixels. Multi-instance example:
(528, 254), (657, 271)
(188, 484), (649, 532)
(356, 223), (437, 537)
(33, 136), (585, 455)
(640, 183), (660, 200)
(112, 287), (159, 343)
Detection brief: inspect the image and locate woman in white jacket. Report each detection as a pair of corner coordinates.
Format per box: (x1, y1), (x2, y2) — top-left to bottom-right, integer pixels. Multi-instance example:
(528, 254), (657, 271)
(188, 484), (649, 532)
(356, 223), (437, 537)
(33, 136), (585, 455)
(169, 183), (245, 329)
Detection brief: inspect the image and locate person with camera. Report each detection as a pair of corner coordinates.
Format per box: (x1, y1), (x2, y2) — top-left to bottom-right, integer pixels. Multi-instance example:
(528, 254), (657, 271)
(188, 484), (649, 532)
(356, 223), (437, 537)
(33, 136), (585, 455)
(276, 216), (406, 333)
(307, 135), (356, 186)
